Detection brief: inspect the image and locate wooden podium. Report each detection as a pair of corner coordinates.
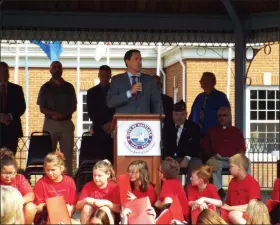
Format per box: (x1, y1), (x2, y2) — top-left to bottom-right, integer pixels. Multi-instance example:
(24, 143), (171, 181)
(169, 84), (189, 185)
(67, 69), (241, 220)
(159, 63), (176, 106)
(112, 114), (162, 192)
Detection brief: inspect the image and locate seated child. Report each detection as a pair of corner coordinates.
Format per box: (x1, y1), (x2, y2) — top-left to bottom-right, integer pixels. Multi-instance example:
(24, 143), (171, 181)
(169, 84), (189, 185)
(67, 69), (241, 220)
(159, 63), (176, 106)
(187, 165), (222, 223)
(0, 155), (37, 224)
(76, 159), (120, 224)
(155, 157), (189, 223)
(33, 152), (78, 223)
(245, 199), (270, 225)
(221, 153), (261, 224)
(126, 160), (157, 205)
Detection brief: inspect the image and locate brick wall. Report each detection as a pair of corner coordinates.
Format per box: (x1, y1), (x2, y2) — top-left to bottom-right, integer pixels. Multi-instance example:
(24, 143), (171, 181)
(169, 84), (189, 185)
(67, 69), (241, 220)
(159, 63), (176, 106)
(165, 43), (280, 123)
(8, 68), (157, 137)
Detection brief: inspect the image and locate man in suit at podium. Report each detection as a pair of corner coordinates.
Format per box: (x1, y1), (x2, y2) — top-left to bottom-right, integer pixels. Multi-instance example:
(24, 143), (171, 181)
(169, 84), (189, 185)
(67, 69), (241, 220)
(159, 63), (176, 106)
(107, 49), (162, 114)
(164, 100), (202, 185)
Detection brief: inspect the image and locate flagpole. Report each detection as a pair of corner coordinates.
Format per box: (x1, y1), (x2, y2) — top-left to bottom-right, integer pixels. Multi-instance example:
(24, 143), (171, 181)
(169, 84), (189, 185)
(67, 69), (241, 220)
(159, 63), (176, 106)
(76, 41), (81, 168)
(25, 42), (29, 137)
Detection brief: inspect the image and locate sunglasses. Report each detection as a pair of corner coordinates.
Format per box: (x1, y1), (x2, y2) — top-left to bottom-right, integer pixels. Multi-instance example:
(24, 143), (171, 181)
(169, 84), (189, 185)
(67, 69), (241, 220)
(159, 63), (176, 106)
(218, 114), (228, 117)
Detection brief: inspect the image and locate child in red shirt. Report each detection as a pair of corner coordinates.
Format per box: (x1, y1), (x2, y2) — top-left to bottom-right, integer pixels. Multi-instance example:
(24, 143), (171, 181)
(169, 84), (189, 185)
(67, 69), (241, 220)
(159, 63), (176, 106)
(187, 165), (222, 224)
(155, 157), (189, 222)
(221, 153), (261, 224)
(0, 155), (37, 224)
(76, 159), (121, 224)
(126, 160), (157, 205)
(33, 152), (78, 223)
(272, 178), (280, 201)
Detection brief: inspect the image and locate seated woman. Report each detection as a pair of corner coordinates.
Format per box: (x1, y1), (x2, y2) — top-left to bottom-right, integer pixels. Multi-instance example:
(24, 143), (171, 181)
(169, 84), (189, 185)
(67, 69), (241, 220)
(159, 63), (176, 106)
(1, 185), (25, 224)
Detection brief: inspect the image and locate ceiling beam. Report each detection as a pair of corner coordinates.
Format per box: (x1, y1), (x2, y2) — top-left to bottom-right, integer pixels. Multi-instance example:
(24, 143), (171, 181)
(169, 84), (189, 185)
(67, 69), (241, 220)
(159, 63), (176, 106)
(221, 0), (242, 30)
(1, 10), (234, 31)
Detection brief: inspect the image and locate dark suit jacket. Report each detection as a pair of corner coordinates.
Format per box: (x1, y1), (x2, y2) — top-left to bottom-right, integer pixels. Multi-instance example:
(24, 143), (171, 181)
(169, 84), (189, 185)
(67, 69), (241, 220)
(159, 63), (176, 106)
(161, 94), (173, 121)
(107, 72), (162, 114)
(87, 83), (115, 139)
(163, 119), (201, 159)
(0, 82), (26, 141)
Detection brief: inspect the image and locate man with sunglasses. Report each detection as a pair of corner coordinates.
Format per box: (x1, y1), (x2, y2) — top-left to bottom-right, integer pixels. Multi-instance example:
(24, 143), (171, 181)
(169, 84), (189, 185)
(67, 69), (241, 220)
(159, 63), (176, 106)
(201, 107), (246, 199)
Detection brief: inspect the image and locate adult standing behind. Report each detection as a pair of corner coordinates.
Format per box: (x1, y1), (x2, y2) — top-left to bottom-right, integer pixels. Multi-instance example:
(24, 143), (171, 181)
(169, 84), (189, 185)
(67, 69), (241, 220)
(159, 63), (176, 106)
(189, 72), (230, 137)
(0, 62), (26, 154)
(107, 49), (162, 114)
(153, 75), (173, 122)
(87, 65), (115, 162)
(37, 61), (77, 176)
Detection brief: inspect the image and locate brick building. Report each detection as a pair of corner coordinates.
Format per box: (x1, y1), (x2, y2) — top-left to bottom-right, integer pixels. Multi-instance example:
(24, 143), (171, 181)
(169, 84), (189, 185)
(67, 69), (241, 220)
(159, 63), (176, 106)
(2, 42), (279, 140)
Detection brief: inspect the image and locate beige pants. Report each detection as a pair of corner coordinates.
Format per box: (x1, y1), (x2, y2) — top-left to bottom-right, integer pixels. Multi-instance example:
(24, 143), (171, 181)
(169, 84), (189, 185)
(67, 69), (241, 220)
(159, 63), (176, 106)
(43, 118), (75, 176)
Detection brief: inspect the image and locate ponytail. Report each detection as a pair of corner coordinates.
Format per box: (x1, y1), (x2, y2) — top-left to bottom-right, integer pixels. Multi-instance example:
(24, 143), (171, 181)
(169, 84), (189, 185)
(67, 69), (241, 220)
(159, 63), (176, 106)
(94, 159), (116, 182)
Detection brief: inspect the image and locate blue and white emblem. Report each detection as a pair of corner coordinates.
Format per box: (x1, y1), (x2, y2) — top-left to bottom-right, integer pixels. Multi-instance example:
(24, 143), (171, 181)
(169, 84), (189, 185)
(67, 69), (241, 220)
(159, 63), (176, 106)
(125, 123), (153, 153)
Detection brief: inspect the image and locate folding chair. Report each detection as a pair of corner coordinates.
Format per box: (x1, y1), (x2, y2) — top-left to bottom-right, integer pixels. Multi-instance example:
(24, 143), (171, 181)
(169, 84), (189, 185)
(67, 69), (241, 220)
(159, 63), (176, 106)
(75, 132), (113, 192)
(24, 131), (53, 183)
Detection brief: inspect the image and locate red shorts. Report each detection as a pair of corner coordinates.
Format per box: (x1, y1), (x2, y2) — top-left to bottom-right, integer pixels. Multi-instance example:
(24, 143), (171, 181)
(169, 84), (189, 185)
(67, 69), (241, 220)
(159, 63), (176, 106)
(191, 204), (216, 224)
(220, 208), (247, 223)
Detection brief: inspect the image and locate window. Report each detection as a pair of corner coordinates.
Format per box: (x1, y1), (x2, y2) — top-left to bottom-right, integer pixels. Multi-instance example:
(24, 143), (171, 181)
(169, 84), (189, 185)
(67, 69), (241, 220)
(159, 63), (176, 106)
(77, 92), (92, 136)
(247, 88), (279, 153)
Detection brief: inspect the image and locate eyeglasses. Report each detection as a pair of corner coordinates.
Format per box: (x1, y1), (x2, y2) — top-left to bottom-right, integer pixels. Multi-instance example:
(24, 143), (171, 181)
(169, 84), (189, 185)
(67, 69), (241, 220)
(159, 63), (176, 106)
(1, 172), (17, 176)
(218, 114), (228, 117)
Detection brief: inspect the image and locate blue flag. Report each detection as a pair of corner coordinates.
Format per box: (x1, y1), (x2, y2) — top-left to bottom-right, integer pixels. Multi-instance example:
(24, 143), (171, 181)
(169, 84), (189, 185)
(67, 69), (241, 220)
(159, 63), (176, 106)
(31, 41), (63, 61)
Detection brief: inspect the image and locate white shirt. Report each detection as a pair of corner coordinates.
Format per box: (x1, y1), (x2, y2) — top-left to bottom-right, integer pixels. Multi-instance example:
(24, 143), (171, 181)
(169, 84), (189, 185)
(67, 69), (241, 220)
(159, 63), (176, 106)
(176, 124), (184, 146)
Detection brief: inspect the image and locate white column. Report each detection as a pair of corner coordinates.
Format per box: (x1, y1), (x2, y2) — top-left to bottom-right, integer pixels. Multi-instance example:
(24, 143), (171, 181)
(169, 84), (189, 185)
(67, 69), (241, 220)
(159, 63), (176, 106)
(226, 47), (232, 99)
(14, 43), (20, 84)
(157, 43), (161, 76)
(106, 44), (110, 66)
(76, 41), (81, 168)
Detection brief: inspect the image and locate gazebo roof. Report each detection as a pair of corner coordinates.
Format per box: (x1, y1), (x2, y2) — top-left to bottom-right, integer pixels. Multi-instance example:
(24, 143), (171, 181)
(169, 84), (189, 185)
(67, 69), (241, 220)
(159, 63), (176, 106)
(2, 0), (279, 14)
(1, 0), (280, 44)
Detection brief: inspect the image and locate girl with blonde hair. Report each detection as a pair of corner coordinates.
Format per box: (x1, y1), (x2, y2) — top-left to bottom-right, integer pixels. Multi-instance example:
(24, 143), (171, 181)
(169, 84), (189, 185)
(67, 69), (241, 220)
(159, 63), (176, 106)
(245, 200), (271, 225)
(197, 209), (227, 225)
(1, 185), (24, 224)
(33, 152), (78, 223)
(76, 159), (120, 224)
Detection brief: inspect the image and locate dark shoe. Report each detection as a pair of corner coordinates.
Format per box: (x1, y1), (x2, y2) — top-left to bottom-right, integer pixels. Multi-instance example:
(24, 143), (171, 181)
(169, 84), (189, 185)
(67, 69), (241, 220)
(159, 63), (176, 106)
(218, 188), (226, 201)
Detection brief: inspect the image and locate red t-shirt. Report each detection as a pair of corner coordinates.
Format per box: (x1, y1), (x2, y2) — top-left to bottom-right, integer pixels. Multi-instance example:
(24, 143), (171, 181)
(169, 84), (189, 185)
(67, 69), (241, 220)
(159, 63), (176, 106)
(201, 125), (246, 157)
(187, 183), (220, 202)
(79, 180), (120, 205)
(272, 178), (280, 201)
(0, 174), (33, 196)
(225, 174), (261, 206)
(132, 184), (157, 205)
(159, 179), (189, 218)
(33, 175), (77, 205)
